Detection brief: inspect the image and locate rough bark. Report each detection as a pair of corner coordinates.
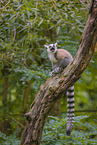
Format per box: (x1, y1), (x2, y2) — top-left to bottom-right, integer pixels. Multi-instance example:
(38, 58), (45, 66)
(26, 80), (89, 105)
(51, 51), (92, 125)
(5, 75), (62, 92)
(21, 0), (97, 145)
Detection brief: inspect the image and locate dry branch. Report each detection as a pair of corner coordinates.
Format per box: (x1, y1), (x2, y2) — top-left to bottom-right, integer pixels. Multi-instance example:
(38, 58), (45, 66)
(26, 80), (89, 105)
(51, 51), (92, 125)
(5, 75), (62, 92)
(21, 0), (97, 144)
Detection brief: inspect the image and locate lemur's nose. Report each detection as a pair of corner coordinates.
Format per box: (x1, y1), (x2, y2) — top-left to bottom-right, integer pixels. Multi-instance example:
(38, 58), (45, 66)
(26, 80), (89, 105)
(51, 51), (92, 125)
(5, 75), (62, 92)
(50, 47), (55, 52)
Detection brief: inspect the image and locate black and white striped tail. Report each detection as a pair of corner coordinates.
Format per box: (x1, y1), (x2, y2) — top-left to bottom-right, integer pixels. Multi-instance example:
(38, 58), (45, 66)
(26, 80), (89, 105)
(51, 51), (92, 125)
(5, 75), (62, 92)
(66, 85), (74, 135)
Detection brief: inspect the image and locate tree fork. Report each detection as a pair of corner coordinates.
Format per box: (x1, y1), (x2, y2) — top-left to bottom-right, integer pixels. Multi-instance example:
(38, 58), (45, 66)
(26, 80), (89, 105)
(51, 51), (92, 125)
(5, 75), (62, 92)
(21, 0), (97, 144)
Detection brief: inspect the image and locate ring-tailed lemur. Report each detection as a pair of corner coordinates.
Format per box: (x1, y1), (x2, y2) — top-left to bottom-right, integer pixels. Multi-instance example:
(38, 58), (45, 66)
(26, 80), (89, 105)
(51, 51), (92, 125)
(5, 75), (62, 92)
(44, 42), (74, 135)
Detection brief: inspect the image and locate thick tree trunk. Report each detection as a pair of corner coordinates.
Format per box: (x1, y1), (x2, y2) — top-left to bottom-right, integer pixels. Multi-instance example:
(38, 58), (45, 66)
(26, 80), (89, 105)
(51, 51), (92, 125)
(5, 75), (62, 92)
(21, 0), (97, 145)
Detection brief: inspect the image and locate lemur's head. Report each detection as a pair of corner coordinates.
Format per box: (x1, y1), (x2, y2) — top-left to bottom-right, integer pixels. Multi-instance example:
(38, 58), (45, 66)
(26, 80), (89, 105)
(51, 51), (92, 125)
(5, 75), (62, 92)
(44, 43), (57, 53)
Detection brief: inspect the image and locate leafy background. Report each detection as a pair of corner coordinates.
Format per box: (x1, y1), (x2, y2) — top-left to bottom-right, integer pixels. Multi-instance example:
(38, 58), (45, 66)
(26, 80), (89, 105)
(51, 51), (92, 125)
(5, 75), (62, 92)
(0, 0), (97, 144)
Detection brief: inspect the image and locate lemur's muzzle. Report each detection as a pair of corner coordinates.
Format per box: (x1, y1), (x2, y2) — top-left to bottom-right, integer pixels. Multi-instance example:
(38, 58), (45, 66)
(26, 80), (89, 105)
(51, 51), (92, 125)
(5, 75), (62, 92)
(50, 47), (55, 52)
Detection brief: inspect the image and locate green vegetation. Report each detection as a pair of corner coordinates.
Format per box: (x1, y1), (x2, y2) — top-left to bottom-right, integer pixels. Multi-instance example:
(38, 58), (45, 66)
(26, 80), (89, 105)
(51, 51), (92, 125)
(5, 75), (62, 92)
(1, 115), (97, 145)
(0, 0), (97, 144)
(41, 115), (97, 145)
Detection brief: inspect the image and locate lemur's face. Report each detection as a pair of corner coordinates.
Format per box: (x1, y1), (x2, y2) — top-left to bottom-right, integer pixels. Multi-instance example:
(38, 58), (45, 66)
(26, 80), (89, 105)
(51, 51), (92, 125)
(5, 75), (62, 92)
(44, 43), (57, 53)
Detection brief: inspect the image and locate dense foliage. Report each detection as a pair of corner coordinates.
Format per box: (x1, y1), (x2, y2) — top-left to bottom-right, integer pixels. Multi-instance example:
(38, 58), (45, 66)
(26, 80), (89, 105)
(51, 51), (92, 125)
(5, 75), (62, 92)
(0, 0), (97, 144)
(41, 115), (97, 145)
(1, 115), (97, 145)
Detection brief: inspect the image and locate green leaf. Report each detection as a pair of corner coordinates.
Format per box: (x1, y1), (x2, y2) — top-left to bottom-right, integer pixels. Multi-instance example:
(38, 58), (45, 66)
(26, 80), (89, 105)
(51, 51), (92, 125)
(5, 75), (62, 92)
(38, 19), (43, 26)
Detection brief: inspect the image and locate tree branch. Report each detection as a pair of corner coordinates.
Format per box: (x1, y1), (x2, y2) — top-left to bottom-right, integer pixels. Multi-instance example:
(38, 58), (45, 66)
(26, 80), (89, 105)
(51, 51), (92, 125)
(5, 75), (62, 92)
(21, 0), (97, 144)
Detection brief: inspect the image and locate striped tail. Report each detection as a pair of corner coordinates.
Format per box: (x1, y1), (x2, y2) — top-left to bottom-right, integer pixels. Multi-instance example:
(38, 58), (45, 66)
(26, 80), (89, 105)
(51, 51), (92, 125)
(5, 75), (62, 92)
(66, 85), (74, 135)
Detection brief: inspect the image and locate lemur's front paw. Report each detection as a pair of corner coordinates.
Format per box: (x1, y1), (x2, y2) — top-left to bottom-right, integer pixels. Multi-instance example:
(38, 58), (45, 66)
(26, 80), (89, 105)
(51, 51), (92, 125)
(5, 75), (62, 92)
(50, 71), (55, 77)
(54, 67), (61, 73)
(50, 68), (60, 77)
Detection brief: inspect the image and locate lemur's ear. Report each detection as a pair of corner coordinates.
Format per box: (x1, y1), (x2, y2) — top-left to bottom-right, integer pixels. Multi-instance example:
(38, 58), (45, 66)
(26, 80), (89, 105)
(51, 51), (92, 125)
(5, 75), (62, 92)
(54, 43), (57, 47)
(44, 45), (48, 49)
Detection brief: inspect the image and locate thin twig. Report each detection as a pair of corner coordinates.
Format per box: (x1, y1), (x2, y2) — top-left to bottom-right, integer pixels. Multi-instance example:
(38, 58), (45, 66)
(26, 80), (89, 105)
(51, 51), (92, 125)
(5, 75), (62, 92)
(7, 114), (24, 128)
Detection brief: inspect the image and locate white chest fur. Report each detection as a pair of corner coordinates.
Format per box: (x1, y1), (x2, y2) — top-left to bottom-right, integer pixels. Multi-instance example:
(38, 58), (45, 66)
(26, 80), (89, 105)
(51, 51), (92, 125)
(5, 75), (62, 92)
(48, 52), (58, 63)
